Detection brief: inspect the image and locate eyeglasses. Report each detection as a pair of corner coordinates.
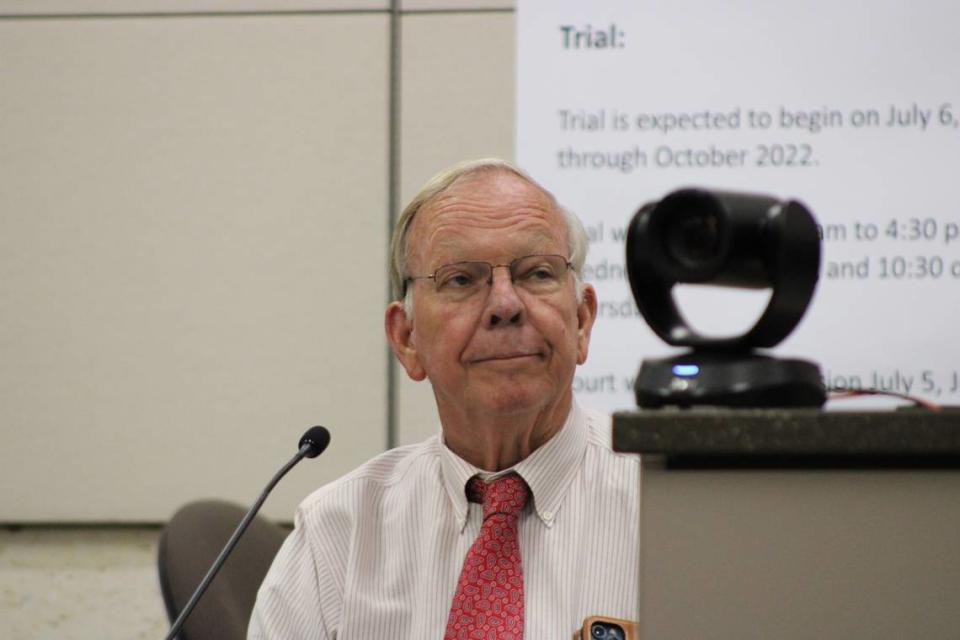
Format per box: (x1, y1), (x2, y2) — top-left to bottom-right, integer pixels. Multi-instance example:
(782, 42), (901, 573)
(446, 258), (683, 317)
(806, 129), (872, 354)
(404, 254), (574, 301)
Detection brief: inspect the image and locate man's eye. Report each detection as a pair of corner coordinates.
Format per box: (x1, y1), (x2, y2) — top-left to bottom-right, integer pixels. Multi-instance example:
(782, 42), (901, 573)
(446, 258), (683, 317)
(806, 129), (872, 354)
(519, 265), (557, 281)
(439, 272), (477, 289)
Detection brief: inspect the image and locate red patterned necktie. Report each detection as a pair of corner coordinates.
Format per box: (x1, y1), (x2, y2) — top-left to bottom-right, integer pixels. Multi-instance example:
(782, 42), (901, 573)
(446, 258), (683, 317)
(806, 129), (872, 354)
(444, 473), (529, 640)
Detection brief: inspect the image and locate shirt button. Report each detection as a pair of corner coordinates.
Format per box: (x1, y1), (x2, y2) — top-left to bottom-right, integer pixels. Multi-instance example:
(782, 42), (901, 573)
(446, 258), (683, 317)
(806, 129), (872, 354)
(542, 511), (553, 520)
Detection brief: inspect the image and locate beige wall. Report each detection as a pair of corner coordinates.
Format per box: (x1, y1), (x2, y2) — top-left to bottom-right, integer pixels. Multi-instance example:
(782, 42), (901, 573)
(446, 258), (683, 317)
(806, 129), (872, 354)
(1, 10), (391, 524)
(0, 2), (515, 636)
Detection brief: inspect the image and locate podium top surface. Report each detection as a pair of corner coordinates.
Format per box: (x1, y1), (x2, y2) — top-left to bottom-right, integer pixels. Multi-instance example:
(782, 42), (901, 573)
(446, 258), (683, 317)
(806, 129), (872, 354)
(612, 408), (960, 459)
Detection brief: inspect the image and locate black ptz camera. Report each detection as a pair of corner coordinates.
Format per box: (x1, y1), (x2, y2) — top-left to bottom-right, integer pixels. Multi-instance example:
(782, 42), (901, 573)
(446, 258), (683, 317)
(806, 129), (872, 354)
(626, 188), (826, 408)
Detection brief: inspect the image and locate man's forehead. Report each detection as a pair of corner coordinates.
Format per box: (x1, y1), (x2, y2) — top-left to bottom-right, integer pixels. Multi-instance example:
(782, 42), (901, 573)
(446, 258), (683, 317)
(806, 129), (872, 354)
(442, 168), (545, 199)
(410, 170), (564, 247)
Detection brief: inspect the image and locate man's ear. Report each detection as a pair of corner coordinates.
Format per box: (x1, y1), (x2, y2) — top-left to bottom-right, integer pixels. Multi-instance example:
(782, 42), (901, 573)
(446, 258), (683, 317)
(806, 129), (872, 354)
(385, 301), (427, 381)
(576, 284), (598, 365)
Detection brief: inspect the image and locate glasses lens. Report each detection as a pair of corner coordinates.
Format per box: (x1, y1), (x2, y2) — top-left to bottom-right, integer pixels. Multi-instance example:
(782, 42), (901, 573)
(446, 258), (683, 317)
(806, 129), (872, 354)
(434, 262), (490, 297)
(511, 255), (568, 293)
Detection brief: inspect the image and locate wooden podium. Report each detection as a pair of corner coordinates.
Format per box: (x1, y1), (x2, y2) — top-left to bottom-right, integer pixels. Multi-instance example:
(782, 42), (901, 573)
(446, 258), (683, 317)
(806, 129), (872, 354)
(613, 408), (960, 639)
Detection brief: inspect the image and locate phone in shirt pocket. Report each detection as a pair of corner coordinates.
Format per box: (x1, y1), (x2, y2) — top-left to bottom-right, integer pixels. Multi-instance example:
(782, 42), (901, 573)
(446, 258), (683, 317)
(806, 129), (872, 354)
(576, 615), (638, 640)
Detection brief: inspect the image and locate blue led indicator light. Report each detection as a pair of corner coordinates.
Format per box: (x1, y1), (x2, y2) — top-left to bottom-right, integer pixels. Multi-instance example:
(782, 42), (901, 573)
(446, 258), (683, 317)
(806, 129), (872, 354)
(672, 364), (700, 377)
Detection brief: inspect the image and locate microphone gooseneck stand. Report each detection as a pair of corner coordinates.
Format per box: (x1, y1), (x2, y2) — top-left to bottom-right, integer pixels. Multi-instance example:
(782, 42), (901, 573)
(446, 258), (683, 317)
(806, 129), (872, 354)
(163, 426), (330, 640)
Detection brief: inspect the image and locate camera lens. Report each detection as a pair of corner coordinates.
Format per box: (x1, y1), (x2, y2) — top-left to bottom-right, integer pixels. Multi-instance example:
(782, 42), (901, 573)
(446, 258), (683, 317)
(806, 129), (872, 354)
(590, 622), (626, 639)
(666, 209), (722, 267)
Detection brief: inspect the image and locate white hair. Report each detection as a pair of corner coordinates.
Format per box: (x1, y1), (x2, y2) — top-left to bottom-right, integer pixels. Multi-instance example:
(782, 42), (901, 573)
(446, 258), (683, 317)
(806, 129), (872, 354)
(390, 158), (589, 315)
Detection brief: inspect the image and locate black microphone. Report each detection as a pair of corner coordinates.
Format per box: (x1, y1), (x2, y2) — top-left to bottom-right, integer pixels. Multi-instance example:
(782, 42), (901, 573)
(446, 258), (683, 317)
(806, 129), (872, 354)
(163, 425), (331, 640)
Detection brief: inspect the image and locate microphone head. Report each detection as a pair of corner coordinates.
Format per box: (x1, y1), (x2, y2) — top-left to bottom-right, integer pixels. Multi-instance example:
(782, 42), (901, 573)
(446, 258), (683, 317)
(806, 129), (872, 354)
(298, 426), (331, 458)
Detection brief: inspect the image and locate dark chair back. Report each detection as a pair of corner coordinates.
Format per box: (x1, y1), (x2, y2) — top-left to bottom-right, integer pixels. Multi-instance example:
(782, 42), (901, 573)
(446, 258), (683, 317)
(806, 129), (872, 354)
(158, 500), (288, 640)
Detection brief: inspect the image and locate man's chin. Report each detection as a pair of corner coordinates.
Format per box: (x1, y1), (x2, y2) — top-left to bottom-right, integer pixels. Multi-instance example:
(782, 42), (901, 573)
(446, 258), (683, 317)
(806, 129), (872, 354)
(469, 382), (556, 415)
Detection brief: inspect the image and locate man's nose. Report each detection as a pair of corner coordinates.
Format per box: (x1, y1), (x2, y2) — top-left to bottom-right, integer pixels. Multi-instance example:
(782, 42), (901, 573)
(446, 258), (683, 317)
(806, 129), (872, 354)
(484, 267), (524, 328)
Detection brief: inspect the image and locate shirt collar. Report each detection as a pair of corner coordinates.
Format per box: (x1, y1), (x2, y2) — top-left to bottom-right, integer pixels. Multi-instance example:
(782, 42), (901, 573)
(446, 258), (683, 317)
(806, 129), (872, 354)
(437, 402), (589, 532)
(438, 436), (482, 532)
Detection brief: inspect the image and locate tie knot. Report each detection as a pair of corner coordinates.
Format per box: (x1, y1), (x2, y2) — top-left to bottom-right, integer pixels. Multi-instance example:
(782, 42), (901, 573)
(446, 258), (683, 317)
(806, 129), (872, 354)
(467, 473), (529, 519)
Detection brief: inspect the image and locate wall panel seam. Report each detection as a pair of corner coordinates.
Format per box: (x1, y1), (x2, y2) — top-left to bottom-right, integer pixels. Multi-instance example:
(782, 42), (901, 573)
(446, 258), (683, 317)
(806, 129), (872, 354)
(386, 0), (401, 450)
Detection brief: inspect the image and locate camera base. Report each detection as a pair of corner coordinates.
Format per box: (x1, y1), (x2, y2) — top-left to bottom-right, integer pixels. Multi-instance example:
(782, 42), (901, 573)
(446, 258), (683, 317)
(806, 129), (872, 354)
(635, 351), (825, 409)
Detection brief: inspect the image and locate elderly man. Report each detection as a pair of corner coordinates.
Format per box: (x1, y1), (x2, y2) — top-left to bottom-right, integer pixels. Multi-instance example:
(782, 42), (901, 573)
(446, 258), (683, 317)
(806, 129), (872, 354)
(249, 159), (639, 639)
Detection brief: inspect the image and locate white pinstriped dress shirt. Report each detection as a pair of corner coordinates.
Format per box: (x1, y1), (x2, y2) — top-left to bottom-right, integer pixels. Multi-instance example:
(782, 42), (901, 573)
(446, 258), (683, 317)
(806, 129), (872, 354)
(248, 403), (640, 639)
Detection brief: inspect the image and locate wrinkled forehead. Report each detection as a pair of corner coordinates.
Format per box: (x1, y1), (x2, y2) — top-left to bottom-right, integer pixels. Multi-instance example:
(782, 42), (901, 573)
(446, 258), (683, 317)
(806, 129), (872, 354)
(406, 171), (568, 267)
